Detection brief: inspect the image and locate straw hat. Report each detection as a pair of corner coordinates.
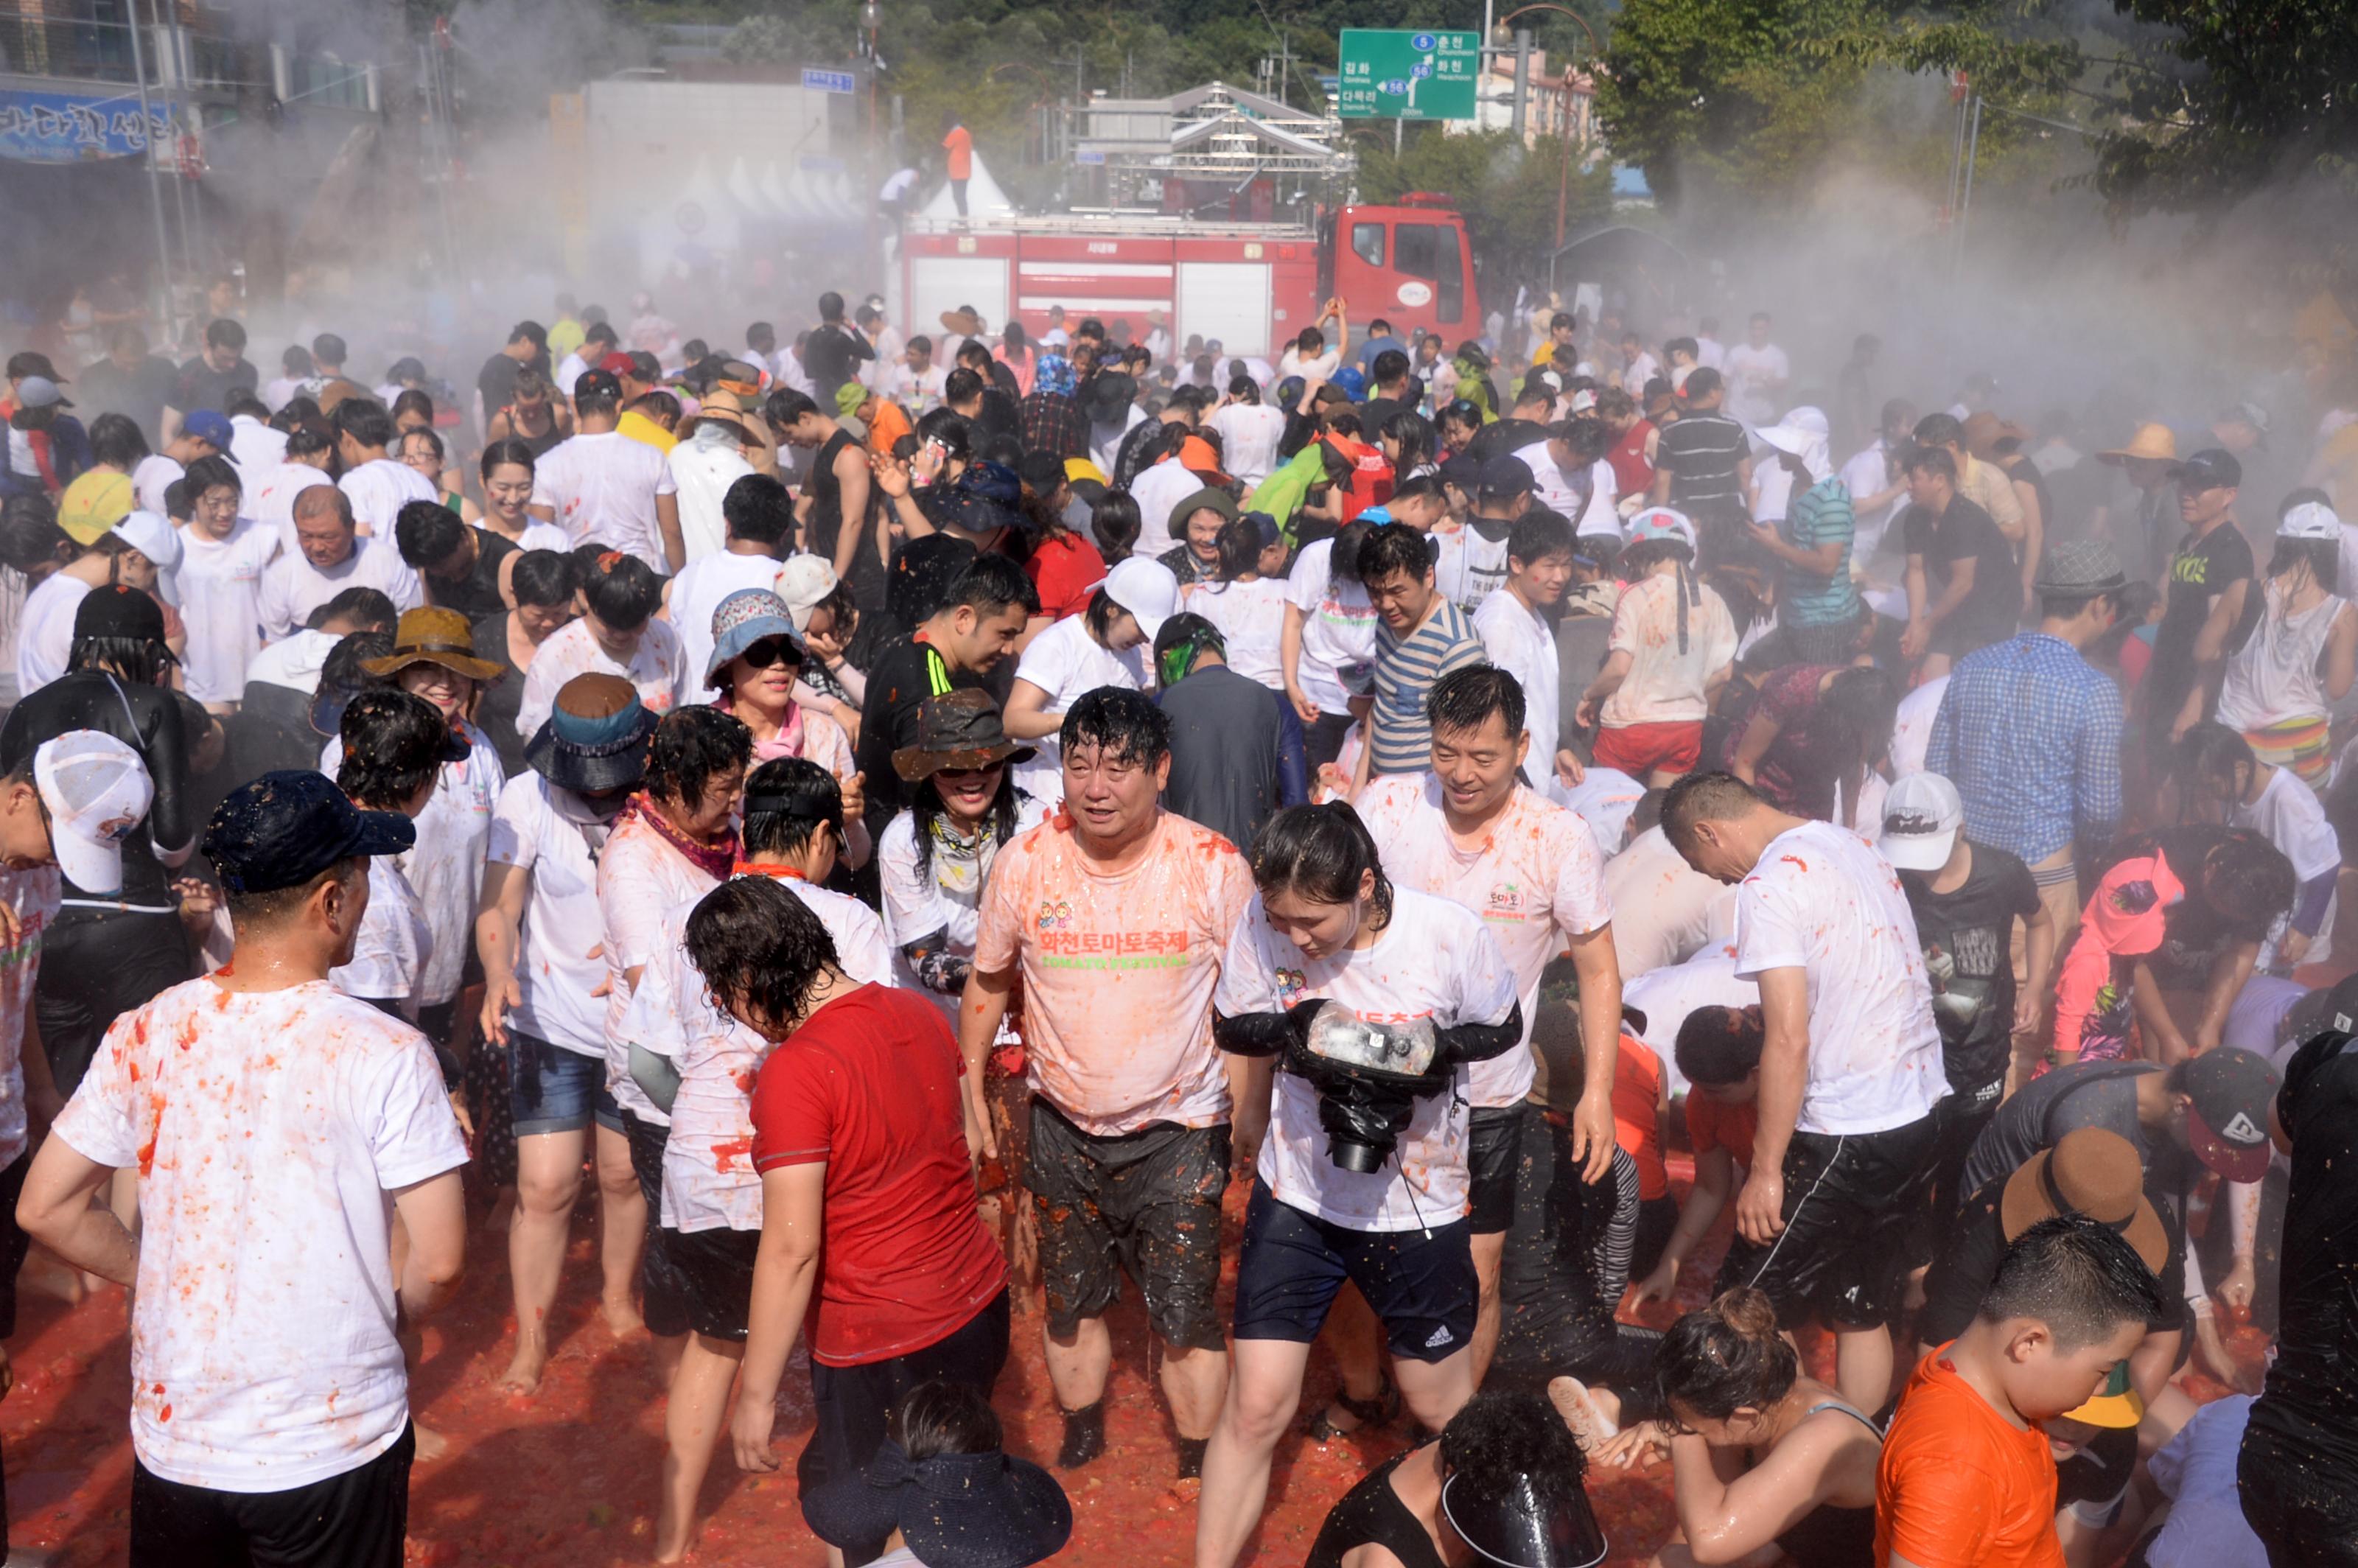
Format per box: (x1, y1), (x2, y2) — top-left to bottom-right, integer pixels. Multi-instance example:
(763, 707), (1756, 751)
(363, 606), (503, 684)
(2097, 422), (2177, 466)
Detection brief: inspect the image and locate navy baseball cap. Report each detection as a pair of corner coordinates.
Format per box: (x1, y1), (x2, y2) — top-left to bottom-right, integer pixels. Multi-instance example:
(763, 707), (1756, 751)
(2172, 447), (2242, 491)
(203, 770), (415, 895)
(1479, 455), (1536, 500)
(181, 410), (234, 449)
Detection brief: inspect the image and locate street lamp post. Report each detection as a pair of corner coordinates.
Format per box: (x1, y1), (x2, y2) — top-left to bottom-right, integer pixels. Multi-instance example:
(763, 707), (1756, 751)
(1494, 4), (1603, 248)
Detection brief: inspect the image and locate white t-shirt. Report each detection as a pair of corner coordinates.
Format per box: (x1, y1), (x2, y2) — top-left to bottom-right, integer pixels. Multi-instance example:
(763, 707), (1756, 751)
(175, 517), (281, 704)
(531, 430), (679, 573)
(227, 413), (287, 479)
(338, 456), (438, 536)
(1277, 346), (1342, 382)
(243, 626), (337, 694)
(1511, 442), (1620, 539)
(1208, 402), (1289, 488)
(553, 351), (592, 399)
(323, 722), (504, 1007)
(1622, 945), (1754, 1102)
(667, 550), (786, 695)
(1602, 826), (1737, 979)
(131, 453), (183, 517)
(598, 813), (725, 1126)
(1723, 342), (1789, 424)
(13, 572), (90, 696)
(54, 978), (466, 1491)
(1839, 443), (1907, 578)
(256, 536), (422, 642)
(1732, 820), (1948, 1135)
(1546, 765), (1646, 855)
(0, 865), (60, 1168)
(1889, 675), (1949, 778)
(1008, 615), (1145, 802)
(626, 869), (892, 1231)
(1356, 777), (1610, 1110)
(1286, 537), (1378, 717)
(1130, 456), (1208, 548)
(877, 796), (1052, 1019)
(515, 615), (685, 745)
(1216, 886), (1518, 1232)
(1474, 588), (1561, 774)
(1432, 521), (1511, 619)
(2233, 765), (2340, 962)
(486, 774), (613, 1057)
(1188, 575), (1290, 691)
(329, 855), (430, 1017)
(251, 461), (335, 549)
(883, 362), (948, 413)
(666, 433), (755, 565)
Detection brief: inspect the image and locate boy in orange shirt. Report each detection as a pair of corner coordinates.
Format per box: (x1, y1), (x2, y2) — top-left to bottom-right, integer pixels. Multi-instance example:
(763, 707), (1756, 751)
(1877, 1213), (2163, 1568)
(1632, 1004), (1760, 1306)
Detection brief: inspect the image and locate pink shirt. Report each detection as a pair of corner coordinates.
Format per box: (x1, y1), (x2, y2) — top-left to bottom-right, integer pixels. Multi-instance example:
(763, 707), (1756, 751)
(2052, 847), (2186, 1061)
(973, 810), (1255, 1135)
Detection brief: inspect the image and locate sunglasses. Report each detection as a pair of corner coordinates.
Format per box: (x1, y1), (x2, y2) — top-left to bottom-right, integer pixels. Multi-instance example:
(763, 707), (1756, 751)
(738, 637), (802, 670)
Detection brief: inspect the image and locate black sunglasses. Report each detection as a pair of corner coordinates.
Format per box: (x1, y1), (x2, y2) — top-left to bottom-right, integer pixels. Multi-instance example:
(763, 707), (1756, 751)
(738, 637), (802, 670)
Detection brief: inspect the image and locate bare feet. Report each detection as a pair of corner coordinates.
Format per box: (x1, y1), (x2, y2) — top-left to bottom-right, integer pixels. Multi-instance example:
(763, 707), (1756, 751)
(1548, 1376), (1620, 1450)
(497, 1336), (550, 1396)
(653, 1511), (695, 1564)
(601, 1291), (646, 1339)
(413, 1422), (451, 1462)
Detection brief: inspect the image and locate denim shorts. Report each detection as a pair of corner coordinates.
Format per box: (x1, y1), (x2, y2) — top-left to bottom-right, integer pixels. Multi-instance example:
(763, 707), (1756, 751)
(508, 1030), (621, 1137)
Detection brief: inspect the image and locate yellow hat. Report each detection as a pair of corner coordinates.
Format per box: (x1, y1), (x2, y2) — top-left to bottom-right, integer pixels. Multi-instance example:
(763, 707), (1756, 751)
(2060, 1361), (2144, 1430)
(58, 469), (134, 545)
(1063, 456), (1108, 486)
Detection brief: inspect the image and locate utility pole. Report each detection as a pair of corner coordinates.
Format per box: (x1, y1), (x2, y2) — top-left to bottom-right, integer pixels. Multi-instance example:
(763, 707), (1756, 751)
(1509, 28), (1530, 144)
(122, 4), (176, 335)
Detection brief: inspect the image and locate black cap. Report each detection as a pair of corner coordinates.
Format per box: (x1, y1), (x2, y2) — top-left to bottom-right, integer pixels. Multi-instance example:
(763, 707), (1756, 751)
(2173, 447), (2242, 491)
(73, 584), (165, 642)
(203, 770), (416, 896)
(1438, 453), (1483, 494)
(573, 368), (622, 402)
(1479, 455), (1536, 500)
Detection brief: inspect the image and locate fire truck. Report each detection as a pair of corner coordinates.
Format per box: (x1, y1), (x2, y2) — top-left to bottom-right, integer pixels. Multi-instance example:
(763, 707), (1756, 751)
(897, 193), (1481, 360)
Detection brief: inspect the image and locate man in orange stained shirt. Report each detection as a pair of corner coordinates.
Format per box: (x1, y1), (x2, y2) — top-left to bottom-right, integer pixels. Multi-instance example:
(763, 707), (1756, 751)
(1877, 1213), (2163, 1568)
(942, 112), (974, 218)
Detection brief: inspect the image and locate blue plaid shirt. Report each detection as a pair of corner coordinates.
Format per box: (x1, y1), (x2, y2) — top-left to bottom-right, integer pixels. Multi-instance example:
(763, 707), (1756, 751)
(1925, 631), (2122, 865)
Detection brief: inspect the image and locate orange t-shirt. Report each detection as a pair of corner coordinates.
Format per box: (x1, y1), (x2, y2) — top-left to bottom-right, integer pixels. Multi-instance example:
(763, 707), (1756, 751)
(1876, 1348), (2066, 1568)
(1612, 1035), (1668, 1201)
(943, 125), (973, 181)
(867, 397), (912, 458)
(1683, 1092), (1757, 1172)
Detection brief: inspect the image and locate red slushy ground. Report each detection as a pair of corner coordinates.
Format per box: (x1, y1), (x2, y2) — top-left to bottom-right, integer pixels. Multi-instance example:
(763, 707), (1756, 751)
(0, 1152), (2253, 1566)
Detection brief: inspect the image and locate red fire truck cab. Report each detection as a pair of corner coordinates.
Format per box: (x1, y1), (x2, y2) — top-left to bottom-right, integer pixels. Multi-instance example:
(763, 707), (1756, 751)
(897, 195), (1480, 361)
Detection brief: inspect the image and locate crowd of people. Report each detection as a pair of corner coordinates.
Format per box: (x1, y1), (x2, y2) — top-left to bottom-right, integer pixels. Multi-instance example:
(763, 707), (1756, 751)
(0, 279), (2351, 1568)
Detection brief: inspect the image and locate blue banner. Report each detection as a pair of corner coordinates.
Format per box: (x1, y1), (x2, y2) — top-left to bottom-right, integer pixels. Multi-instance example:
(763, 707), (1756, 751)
(0, 88), (174, 164)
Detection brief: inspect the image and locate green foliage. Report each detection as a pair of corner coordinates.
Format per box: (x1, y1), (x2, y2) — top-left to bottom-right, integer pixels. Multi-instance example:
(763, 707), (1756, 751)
(1355, 125), (1615, 270)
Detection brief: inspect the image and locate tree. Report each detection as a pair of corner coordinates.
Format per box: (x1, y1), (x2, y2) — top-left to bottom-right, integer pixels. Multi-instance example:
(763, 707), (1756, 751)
(1355, 125), (1616, 279)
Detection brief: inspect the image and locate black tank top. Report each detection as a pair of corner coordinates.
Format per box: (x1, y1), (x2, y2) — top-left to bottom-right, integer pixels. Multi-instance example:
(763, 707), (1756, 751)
(807, 427), (887, 612)
(1771, 1401), (1883, 1568)
(499, 405), (565, 460)
(1304, 1446), (1446, 1568)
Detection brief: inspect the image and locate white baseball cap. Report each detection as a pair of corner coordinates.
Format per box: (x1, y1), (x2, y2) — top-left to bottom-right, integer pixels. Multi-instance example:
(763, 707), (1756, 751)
(2279, 500), (2341, 542)
(1099, 556), (1180, 643)
(1878, 770), (1964, 873)
(109, 508), (181, 574)
(774, 553), (841, 633)
(33, 730), (153, 894)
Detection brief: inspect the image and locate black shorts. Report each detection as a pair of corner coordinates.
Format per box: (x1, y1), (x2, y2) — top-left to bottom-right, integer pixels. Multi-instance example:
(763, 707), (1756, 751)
(1632, 1191), (1679, 1283)
(1916, 1077), (2004, 1267)
(1231, 1180), (1476, 1364)
(1714, 1109), (1942, 1330)
(132, 1421), (413, 1568)
(799, 1289), (1010, 1555)
(620, 1110), (691, 1340)
(0, 1149), (31, 1342)
(2057, 1425), (2137, 1528)
(1025, 1099), (1228, 1349)
(1466, 1103), (1529, 1236)
(663, 1225), (762, 1341)
(1931, 613), (2014, 662)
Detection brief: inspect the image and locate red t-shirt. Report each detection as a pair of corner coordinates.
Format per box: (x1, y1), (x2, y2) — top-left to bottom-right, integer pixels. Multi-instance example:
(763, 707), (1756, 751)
(1684, 1091), (1757, 1172)
(1606, 419), (1656, 498)
(750, 984), (1007, 1365)
(1612, 1034), (1668, 1201)
(1025, 532), (1108, 622)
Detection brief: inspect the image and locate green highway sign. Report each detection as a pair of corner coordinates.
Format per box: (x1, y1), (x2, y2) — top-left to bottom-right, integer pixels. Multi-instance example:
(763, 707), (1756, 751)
(1336, 29), (1481, 121)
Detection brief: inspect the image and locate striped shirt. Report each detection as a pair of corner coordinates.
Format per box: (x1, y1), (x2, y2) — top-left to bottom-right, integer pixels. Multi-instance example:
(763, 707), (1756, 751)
(1657, 411), (1749, 509)
(1371, 598), (1486, 775)
(1780, 476), (1861, 628)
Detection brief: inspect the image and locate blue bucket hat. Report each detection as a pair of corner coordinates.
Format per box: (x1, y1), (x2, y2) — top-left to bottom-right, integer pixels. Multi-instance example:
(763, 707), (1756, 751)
(705, 587), (804, 687)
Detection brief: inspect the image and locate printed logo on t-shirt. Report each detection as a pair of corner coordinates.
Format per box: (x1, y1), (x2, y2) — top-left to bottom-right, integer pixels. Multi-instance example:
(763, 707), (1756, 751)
(1274, 967), (1307, 1007)
(1482, 881), (1531, 923)
(1035, 897), (1073, 932)
(1034, 897), (1192, 972)
(2110, 879), (2158, 915)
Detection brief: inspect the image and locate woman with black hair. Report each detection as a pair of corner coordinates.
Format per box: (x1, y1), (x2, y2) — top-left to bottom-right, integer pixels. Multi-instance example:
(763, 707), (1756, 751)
(1578, 1289), (1883, 1568)
(621, 757), (892, 1561)
(1282, 516), (1382, 774)
(471, 548), (577, 777)
(326, 689), (445, 1020)
(1001, 559), (1164, 800)
(514, 550), (685, 743)
(595, 705), (752, 1362)
(1088, 487), (1143, 566)
(0, 584), (192, 1094)
(175, 452), (279, 713)
(1380, 410), (1441, 483)
(1720, 661), (1898, 828)
(1199, 802), (1523, 1568)
(878, 692), (1049, 1020)
(685, 876), (1010, 1529)
(475, 438), (569, 555)
(1188, 512), (1292, 691)
(1304, 1387), (1607, 1568)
